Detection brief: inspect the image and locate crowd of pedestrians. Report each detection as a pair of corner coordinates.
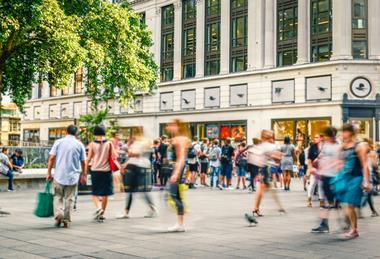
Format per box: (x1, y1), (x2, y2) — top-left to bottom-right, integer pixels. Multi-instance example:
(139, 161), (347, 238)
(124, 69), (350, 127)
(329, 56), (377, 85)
(11, 120), (376, 238)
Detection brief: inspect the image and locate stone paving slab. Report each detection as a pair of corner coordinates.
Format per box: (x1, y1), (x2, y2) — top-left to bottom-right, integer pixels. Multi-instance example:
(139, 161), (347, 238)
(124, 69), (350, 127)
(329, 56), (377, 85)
(0, 180), (379, 259)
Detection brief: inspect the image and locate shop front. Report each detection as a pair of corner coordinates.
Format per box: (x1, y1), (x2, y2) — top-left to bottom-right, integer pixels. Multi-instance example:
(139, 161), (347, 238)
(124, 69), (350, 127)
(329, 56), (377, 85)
(160, 120), (247, 142)
(272, 117), (331, 147)
(342, 94), (380, 141)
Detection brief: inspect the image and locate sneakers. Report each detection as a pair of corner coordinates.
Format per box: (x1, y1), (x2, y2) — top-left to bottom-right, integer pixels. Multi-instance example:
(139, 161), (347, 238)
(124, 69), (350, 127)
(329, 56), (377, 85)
(217, 184), (223, 190)
(311, 224), (329, 233)
(117, 214), (129, 219)
(168, 224), (186, 232)
(93, 208), (104, 220)
(371, 211), (379, 217)
(145, 207), (158, 218)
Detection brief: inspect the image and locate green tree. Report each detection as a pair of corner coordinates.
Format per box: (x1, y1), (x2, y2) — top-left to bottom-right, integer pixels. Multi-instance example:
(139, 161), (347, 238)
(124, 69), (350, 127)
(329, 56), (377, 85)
(0, 0), (158, 110)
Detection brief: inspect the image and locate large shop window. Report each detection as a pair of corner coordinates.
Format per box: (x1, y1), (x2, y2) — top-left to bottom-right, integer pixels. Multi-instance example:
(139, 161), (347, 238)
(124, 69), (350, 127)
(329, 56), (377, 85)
(272, 118), (331, 147)
(48, 128), (67, 144)
(311, 0), (332, 62)
(161, 5), (175, 82)
(160, 121), (247, 142)
(23, 129), (40, 144)
(277, 0), (298, 67)
(205, 0), (221, 76)
(230, 0), (248, 73)
(352, 0), (368, 59)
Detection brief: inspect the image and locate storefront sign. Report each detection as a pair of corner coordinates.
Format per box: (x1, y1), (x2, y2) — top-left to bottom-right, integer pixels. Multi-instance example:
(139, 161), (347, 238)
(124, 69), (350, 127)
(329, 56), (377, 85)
(206, 125), (219, 139)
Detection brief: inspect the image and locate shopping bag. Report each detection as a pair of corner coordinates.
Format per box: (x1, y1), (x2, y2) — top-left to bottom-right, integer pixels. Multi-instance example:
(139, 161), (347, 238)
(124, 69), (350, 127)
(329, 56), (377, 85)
(34, 181), (54, 218)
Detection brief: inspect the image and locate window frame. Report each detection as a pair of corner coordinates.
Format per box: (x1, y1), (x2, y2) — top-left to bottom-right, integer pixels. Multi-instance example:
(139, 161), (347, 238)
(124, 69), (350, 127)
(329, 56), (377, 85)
(161, 5), (175, 82)
(205, 0), (221, 76)
(352, 0), (368, 59)
(182, 0), (197, 79)
(310, 0), (332, 62)
(230, 0), (248, 73)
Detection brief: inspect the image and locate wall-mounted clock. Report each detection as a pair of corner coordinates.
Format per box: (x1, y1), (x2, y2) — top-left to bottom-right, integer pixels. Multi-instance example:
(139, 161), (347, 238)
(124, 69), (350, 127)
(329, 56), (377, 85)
(350, 77), (372, 98)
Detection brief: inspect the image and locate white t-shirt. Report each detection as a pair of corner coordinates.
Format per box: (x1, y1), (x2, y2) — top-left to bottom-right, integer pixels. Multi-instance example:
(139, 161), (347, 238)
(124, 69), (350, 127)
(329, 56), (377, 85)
(318, 142), (341, 177)
(260, 142), (279, 167)
(188, 142), (201, 165)
(127, 139), (151, 168)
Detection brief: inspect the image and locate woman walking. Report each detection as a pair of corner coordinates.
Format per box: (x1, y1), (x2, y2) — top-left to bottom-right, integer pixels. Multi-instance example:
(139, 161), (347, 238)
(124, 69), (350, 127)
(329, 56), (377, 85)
(87, 125), (117, 222)
(280, 136), (295, 191)
(118, 127), (157, 219)
(332, 124), (371, 239)
(166, 119), (191, 232)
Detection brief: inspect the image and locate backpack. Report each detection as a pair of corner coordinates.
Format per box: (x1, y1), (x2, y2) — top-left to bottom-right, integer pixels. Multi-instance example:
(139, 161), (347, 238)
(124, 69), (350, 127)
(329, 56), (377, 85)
(209, 147), (218, 161)
(199, 144), (208, 160)
(187, 144), (197, 159)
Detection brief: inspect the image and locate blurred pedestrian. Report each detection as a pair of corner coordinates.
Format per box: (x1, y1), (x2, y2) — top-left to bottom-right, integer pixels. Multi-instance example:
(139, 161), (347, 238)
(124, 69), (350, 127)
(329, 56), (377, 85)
(307, 134), (324, 207)
(87, 125), (118, 222)
(46, 125), (87, 228)
(332, 124), (371, 239)
(187, 137), (200, 189)
(311, 126), (341, 233)
(118, 127), (157, 219)
(166, 119), (191, 232)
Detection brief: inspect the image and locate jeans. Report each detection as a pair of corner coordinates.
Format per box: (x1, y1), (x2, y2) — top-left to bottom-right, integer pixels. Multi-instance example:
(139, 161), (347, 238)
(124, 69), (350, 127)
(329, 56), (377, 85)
(221, 163), (233, 180)
(210, 166), (220, 187)
(2, 171), (14, 191)
(308, 174), (324, 200)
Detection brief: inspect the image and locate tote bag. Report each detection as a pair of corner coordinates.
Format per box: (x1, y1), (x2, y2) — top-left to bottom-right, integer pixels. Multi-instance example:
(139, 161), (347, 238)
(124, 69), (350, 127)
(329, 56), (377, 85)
(34, 181), (54, 218)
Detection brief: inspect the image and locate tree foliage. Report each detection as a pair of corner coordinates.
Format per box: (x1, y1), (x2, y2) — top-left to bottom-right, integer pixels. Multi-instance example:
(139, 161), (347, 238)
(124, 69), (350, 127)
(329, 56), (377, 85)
(0, 0), (158, 110)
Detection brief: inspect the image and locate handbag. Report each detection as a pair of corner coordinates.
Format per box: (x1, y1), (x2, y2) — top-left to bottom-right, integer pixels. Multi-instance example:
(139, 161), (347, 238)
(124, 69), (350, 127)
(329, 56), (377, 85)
(109, 143), (120, 172)
(34, 181), (54, 218)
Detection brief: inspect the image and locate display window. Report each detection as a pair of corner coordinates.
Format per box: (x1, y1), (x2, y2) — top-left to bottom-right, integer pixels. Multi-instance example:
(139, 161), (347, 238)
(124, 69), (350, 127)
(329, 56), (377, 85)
(273, 118), (331, 147)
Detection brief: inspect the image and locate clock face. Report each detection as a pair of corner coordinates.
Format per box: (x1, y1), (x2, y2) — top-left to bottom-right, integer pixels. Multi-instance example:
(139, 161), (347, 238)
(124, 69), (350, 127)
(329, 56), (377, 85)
(350, 77), (372, 98)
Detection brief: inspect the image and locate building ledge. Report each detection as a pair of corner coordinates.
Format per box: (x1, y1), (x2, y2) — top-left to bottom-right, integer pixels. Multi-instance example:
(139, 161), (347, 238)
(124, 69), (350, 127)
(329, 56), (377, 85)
(157, 60), (380, 88)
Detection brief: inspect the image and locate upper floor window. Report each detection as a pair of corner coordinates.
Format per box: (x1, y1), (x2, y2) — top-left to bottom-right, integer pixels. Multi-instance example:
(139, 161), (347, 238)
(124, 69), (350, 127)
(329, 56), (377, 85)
(74, 67), (83, 94)
(230, 0), (248, 73)
(182, 0), (197, 79)
(140, 12), (146, 24)
(205, 0), (221, 76)
(352, 0), (368, 59)
(311, 0), (332, 62)
(61, 87), (69, 96)
(161, 5), (175, 82)
(277, 0), (298, 67)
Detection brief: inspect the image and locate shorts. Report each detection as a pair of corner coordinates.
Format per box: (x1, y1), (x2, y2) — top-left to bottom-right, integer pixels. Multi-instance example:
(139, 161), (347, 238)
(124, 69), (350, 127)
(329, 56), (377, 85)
(200, 162), (209, 174)
(260, 167), (270, 185)
(271, 166), (282, 175)
(188, 163), (198, 172)
(90, 170), (114, 196)
(221, 163), (233, 180)
(237, 166), (246, 177)
(247, 163), (260, 179)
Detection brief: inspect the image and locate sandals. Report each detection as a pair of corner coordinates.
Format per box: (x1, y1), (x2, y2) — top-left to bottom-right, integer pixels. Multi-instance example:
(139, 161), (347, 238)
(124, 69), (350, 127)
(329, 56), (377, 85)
(252, 209), (263, 217)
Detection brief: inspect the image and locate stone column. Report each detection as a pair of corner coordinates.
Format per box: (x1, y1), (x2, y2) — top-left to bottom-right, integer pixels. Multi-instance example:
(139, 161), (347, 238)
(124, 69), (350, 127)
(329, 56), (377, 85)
(154, 7), (161, 72)
(297, 0), (309, 64)
(252, 0), (265, 70)
(195, 0), (205, 78)
(264, 0), (275, 68)
(331, 0), (352, 60)
(220, 0), (230, 74)
(173, 1), (182, 80)
(247, 0), (255, 70)
(368, 0), (380, 59)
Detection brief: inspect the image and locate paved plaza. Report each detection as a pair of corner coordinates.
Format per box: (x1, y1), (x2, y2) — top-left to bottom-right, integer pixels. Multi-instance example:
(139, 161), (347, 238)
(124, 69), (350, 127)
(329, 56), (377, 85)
(0, 181), (379, 259)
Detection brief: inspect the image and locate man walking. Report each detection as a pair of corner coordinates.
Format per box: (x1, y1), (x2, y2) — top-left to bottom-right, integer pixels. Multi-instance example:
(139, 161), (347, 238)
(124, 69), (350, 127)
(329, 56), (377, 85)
(220, 138), (235, 189)
(46, 125), (87, 228)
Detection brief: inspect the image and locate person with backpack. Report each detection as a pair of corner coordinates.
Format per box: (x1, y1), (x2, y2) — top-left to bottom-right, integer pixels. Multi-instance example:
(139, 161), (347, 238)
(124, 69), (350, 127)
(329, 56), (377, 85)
(157, 135), (169, 188)
(220, 138), (235, 189)
(236, 142), (248, 190)
(199, 138), (210, 187)
(209, 139), (222, 189)
(187, 137), (200, 189)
